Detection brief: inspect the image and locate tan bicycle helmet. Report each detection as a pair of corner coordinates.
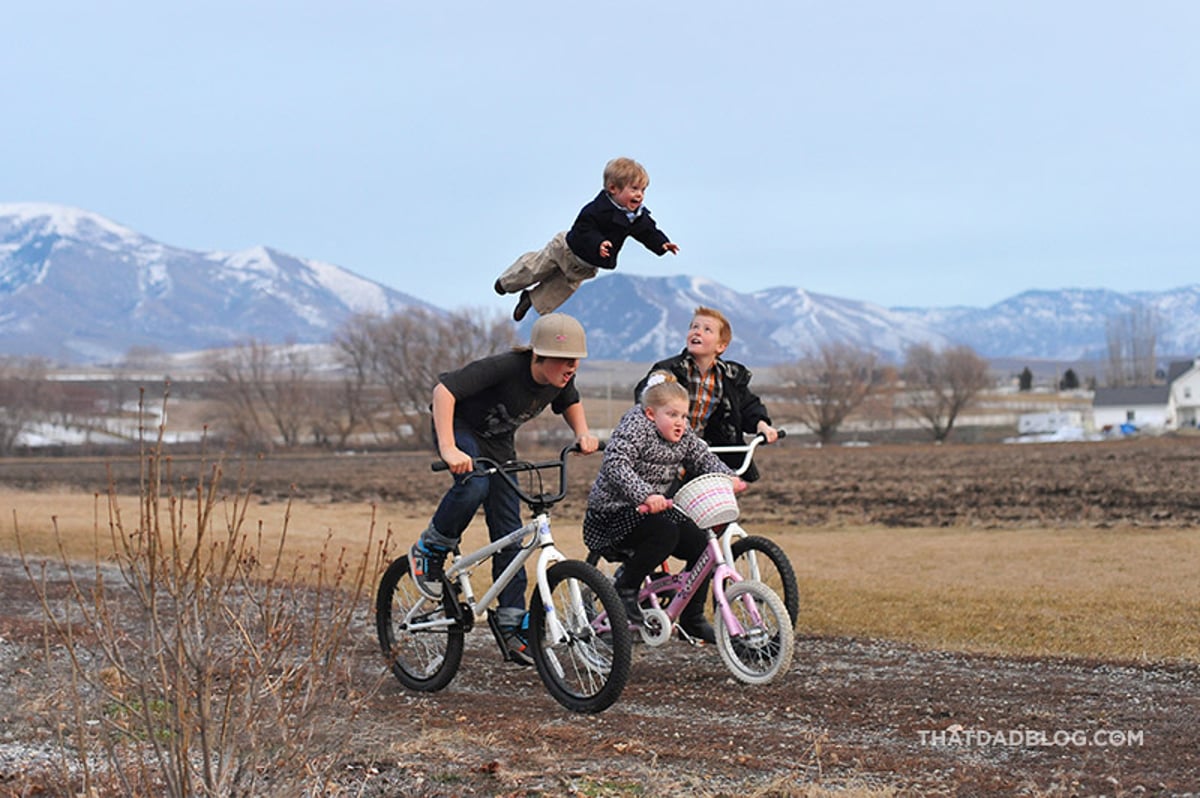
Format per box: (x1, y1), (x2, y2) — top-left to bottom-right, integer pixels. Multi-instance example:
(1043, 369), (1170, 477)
(530, 313), (588, 359)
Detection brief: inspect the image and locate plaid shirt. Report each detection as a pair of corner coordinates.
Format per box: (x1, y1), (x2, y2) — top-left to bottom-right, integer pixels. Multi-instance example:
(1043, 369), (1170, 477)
(686, 355), (725, 436)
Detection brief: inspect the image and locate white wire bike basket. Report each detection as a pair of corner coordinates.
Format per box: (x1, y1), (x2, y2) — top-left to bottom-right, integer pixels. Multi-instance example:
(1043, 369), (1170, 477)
(672, 473), (739, 527)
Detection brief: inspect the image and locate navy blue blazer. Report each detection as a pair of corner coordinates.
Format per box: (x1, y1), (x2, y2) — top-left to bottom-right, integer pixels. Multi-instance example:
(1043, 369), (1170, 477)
(564, 191), (671, 269)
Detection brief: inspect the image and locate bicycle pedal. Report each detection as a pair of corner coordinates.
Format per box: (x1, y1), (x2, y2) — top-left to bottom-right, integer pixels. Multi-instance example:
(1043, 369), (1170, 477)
(675, 627), (708, 647)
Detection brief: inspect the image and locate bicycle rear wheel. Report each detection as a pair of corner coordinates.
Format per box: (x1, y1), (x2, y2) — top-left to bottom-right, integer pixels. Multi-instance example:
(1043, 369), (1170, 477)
(730, 535), (800, 629)
(375, 555), (464, 692)
(714, 579), (794, 685)
(528, 560), (632, 713)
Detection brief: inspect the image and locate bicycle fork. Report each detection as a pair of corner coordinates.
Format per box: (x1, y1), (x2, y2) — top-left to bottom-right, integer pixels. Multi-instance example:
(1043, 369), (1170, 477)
(711, 562), (768, 638)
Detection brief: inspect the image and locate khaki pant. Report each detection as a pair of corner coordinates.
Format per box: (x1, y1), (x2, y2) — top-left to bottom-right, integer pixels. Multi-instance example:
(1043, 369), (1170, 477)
(496, 231), (598, 315)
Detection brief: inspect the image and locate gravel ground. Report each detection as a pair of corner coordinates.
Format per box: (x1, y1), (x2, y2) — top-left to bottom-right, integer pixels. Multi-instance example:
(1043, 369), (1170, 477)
(1, 554), (1197, 797)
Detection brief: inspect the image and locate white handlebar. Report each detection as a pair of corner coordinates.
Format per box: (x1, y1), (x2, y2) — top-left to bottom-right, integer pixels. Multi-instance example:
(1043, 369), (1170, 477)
(705, 430), (786, 476)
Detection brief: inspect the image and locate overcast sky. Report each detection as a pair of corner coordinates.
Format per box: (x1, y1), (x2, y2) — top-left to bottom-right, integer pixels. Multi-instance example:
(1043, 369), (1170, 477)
(5, 1), (1197, 314)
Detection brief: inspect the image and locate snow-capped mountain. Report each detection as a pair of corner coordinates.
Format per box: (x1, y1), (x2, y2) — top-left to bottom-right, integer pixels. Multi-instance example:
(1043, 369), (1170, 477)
(535, 275), (1200, 365)
(0, 203), (433, 362)
(535, 274), (951, 364)
(889, 286), (1200, 362)
(3, 203), (1199, 365)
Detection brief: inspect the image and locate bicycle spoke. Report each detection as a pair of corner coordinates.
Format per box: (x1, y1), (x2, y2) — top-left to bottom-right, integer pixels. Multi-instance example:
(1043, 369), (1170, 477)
(529, 561), (631, 713)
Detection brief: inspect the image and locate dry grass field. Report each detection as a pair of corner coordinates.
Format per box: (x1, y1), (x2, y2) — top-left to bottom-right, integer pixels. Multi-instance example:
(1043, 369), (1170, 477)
(5, 436), (1198, 663)
(4, 495), (1197, 665)
(2, 435), (1198, 795)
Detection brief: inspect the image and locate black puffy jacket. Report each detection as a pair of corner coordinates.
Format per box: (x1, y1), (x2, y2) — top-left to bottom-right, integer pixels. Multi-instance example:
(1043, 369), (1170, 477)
(634, 351), (772, 482)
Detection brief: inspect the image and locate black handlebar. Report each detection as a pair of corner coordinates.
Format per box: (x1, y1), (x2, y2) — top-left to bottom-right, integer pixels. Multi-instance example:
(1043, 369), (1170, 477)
(430, 443), (597, 510)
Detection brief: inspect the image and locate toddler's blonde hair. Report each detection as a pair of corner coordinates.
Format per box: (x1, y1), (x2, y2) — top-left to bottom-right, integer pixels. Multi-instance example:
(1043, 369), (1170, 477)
(604, 157), (649, 190)
(640, 369), (688, 408)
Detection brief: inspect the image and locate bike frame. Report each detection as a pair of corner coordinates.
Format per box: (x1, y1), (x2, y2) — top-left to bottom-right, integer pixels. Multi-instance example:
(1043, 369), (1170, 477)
(639, 529), (765, 638)
(706, 432), (784, 573)
(442, 513), (574, 644)
(402, 447), (596, 646)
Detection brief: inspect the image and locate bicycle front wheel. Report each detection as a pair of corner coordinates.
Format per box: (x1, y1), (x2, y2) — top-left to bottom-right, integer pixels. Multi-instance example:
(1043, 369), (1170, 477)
(528, 560), (632, 713)
(715, 579), (794, 685)
(375, 555), (464, 692)
(730, 535), (800, 629)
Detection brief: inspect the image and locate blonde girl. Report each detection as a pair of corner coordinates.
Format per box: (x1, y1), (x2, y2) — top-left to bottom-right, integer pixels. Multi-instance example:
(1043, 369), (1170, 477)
(583, 371), (745, 642)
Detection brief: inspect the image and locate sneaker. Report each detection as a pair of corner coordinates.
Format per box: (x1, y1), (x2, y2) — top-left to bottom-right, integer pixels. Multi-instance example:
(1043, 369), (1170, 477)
(409, 540), (446, 600)
(493, 278), (507, 295)
(501, 615), (535, 667)
(512, 290), (533, 321)
(617, 587), (644, 625)
(678, 603), (716, 644)
(678, 616), (716, 645)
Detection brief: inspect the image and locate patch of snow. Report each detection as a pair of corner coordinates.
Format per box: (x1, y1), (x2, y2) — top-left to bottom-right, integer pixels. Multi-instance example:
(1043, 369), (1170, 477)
(0, 202), (144, 248)
(304, 257), (391, 313)
(214, 246), (280, 281)
(1003, 427), (1102, 444)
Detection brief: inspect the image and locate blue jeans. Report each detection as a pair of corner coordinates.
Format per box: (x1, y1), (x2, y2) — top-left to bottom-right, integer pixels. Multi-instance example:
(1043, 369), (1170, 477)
(422, 431), (526, 622)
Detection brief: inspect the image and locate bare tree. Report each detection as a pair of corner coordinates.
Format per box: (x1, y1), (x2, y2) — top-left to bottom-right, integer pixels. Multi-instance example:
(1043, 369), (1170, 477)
(784, 342), (877, 445)
(0, 357), (52, 454)
(329, 316), (382, 448)
(333, 308), (517, 447)
(901, 344), (992, 443)
(207, 340), (316, 449)
(1105, 305), (1160, 387)
(856, 364), (900, 437)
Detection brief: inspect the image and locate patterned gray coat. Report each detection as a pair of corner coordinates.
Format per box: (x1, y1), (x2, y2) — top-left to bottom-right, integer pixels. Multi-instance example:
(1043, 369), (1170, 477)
(587, 406), (735, 516)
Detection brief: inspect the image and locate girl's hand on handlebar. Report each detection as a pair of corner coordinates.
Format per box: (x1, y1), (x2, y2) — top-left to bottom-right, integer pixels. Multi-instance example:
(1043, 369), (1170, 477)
(439, 445), (474, 475)
(640, 494), (672, 514)
(732, 477), (749, 494)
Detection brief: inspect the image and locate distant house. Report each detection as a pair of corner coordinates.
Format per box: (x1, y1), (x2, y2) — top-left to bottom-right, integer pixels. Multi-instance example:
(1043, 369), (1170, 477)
(1092, 386), (1172, 431)
(1091, 357), (1200, 431)
(1166, 358), (1200, 428)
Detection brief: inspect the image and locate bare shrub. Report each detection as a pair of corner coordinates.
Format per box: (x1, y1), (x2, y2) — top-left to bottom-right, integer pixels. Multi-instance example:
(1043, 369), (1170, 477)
(15, 389), (386, 797)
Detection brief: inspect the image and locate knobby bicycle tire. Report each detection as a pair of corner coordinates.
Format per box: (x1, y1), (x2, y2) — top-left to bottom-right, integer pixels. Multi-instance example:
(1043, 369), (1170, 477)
(528, 560), (633, 713)
(714, 579), (794, 685)
(375, 555), (464, 692)
(729, 535), (800, 629)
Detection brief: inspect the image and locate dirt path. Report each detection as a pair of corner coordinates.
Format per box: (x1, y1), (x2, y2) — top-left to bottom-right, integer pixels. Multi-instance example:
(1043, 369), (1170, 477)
(348, 632), (1199, 797)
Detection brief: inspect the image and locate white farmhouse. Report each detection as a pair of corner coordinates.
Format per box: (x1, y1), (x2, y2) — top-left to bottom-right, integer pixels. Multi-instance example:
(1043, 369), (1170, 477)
(1092, 386), (1172, 431)
(1166, 358), (1200, 428)
(1091, 357), (1200, 431)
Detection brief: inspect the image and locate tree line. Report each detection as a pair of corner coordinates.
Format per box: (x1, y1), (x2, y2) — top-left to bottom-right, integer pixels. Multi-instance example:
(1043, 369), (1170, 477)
(0, 309), (1006, 454)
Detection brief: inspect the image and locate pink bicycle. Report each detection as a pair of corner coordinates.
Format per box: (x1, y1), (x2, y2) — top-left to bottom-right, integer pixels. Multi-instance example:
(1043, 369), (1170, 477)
(588, 473), (794, 685)
(707, 431), (800, 628)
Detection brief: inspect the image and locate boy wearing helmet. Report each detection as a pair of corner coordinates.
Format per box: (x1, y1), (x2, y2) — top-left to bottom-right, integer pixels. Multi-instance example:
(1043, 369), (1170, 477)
(409, 313), (599, 665)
